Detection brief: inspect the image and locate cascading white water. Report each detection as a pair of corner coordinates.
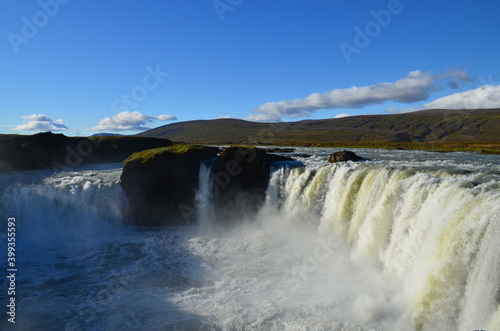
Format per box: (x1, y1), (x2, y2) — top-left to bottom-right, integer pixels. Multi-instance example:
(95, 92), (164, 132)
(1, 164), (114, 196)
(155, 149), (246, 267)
(195, 159), (216, 226)
(0, 151), (498, 330)
(266, 160), (500, 331)
(0, 165), (128, 239)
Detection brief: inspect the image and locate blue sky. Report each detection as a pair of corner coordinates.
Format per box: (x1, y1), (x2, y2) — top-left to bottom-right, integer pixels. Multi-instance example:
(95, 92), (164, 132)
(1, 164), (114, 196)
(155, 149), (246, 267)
(1, 0), (500, 135)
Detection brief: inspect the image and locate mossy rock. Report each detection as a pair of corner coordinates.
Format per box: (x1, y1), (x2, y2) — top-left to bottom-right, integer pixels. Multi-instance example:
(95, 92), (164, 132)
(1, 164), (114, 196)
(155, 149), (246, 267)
(120, 144), (220, 226)
(122, 144), (211, 166)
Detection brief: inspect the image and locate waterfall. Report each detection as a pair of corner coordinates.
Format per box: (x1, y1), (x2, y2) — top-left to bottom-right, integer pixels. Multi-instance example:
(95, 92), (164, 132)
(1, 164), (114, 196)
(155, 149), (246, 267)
(195, 159), (216, 225)
(266, 161), (500, 331)
(0, 167), (128, 238)
(0, 155), (498, 330)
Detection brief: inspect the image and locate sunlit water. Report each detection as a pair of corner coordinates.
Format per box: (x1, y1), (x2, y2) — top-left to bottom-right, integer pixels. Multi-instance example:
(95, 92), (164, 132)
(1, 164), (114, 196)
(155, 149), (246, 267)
(0, 149), (499, 330)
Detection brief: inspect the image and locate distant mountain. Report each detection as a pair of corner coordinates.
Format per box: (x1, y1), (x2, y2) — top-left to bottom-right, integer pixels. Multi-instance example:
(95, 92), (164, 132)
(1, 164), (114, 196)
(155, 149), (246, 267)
(139, 109), (500, 146)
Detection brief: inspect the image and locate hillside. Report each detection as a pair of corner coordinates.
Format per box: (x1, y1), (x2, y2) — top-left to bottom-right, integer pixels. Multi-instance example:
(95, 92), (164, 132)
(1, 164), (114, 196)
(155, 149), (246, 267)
(139, 109), (500, 148)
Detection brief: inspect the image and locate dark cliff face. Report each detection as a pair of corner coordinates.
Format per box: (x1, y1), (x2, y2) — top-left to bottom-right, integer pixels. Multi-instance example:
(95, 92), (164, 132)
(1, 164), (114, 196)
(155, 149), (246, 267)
(119, 145), (220, 226)
(119, 145), (293, 226)
(209, 146), (292, 223)
(0, 132), (70, 171)
(0, 132), (174, 172)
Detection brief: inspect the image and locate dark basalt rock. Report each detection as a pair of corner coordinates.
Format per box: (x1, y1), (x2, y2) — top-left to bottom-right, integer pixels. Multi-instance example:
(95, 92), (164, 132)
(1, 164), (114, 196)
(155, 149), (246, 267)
(120, 145), (220, 226)
(209, 146), (292, 222)
(328, 150), (364, 163)
(120, 145), (295, 226)
(265, 147), (296, 153)
(0, 132), (174, 172)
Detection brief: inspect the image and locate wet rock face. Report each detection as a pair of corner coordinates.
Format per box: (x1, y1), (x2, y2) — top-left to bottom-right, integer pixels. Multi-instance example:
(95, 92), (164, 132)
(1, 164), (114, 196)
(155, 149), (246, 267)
(328, 150), (364, 163)
(120, 145), (294, 226)
(120, 145), (220, 226)
(209, 146), (292, 223)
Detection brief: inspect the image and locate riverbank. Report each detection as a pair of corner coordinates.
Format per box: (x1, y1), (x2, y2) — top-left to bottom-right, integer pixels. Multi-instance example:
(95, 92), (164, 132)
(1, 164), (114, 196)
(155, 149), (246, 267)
(277, 141), (500, 154)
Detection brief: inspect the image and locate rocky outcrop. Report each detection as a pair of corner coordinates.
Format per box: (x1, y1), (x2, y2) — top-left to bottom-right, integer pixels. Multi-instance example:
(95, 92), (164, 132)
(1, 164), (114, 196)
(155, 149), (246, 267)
(120, 145), (294, 226)
(328, 150), (364, 163)
(0, 132), (174, 172)
(120, 144), (220, 226)
(265, 147), (296, 153)
(209, 146), (292, 223)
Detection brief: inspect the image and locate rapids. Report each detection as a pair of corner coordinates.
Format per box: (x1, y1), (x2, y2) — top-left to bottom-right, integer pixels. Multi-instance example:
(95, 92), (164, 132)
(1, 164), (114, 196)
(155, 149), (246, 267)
(0, 149), (498, 330)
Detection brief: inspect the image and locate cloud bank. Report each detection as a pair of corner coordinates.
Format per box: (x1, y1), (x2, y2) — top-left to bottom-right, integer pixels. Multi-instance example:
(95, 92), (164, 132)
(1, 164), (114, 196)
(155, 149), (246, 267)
(245, 69), (473, 122)
(422, 85), (500, 109)
(385, 85), (500, 113)
(90, 111), (177, 131)
(13, 114), (68, 131)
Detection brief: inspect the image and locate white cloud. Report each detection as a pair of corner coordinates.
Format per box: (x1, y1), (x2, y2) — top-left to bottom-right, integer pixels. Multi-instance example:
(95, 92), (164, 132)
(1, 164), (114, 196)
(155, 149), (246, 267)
(422, 85), (500, 109)
(334, 113), (352, 118)
(245, 69), (473, 122)
(156, 114), (177, 121)
(90, 111), (177, 131)
(22, 114), (53, 122)
(13, 114), (68, 131)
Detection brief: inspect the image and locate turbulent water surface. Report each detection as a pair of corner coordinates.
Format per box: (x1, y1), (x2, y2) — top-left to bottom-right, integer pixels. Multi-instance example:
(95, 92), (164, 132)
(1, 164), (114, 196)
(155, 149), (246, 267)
(0, 149), (499, 331)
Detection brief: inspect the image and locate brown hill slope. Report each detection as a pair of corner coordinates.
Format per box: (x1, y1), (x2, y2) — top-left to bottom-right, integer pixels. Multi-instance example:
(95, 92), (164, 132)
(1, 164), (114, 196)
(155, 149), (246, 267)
(139, 109), (500, 146)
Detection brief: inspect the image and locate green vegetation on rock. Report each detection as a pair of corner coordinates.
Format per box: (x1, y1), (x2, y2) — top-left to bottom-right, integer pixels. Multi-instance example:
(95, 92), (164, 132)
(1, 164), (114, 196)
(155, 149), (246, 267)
(122, 144), (208, 166)
(120, 143), (220, 226)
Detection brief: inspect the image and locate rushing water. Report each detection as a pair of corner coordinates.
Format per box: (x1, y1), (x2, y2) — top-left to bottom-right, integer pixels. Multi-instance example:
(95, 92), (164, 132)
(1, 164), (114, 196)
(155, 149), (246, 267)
(0, 149), (499, 331)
